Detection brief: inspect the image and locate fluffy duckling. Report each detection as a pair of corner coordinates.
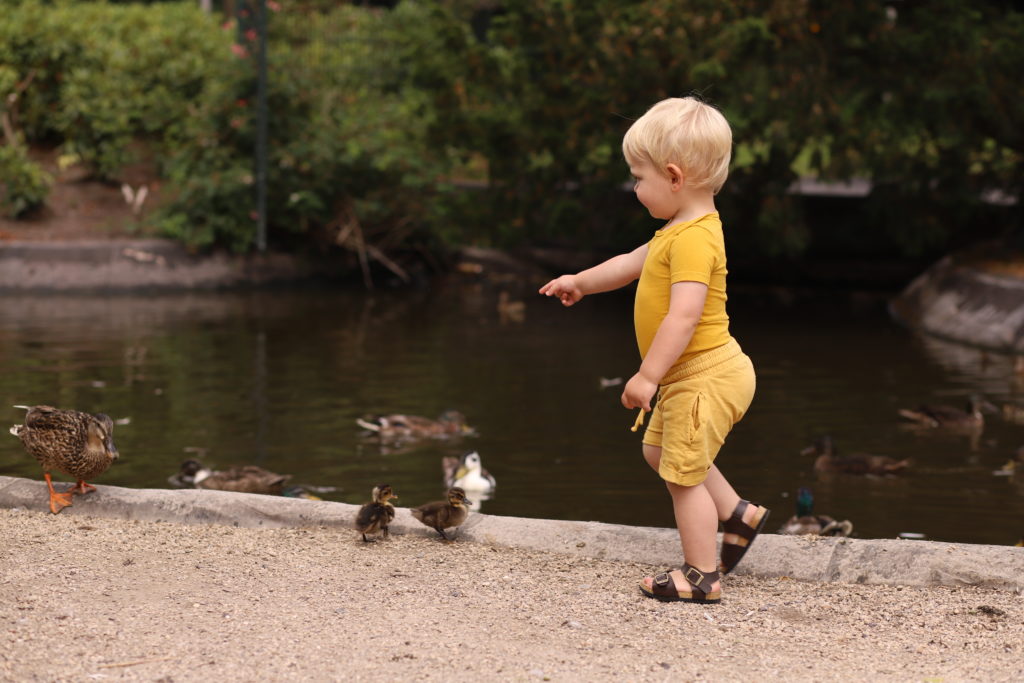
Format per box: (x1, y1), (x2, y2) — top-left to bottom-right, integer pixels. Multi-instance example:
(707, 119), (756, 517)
(898, 394), (995, 430)
(802, 436), (911, 476)
(993, 446), (1024, 477)
(441, 451), (496, 494)
(171, 459), (292, 495)
(497, 291), (526, 324)
(778, 488), (853, 537)
(411, 486), (471, 540)
(356, 410), (475, 444)
(355, 484), (397, 542)
(9, 405), (119, 514)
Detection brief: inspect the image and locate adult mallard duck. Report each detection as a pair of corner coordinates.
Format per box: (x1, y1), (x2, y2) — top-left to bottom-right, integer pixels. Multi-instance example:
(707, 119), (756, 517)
(898, 394), (996, 430)
(441, 451), (496, 494)
(356, 410), (475, 444)
(801, 435), (911, 476)
(778, 488), (853, 536)
(411, 487), (471, 540)
(9, 405), (119, 514)
(170, 459), (292, 495)
(355, 484), (397, 542)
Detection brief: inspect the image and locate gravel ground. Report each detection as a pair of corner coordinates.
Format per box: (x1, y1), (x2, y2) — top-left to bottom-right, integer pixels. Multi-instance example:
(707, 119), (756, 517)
(0, 507), (1021, 682)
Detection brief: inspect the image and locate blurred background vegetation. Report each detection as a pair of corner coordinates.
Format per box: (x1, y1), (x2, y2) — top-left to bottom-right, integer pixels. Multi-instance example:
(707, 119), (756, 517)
(0, 0), (1021, 279)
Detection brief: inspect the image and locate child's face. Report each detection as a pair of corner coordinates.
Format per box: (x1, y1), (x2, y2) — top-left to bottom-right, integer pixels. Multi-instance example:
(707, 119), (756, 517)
(629, 160), (678, 221)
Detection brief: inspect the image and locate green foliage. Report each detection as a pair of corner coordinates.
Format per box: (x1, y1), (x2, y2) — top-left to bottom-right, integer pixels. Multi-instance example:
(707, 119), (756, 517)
(0, 140), (52, 218)
(0, 0), (1019, 260)
(0, 1), (233, 180)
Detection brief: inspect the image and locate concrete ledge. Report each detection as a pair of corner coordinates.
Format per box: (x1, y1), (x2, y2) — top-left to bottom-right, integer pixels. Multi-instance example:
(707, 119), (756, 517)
(0, 239), (338, 291)
(2, 475), (1021, 592)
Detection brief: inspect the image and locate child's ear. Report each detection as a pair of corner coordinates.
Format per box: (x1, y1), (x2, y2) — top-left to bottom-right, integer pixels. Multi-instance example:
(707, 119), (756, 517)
(665, 163), (684, 189)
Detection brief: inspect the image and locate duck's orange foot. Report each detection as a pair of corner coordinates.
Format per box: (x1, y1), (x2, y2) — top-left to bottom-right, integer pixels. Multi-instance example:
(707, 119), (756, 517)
(48, 490), (73, 514)
(69, 480), (96, 496)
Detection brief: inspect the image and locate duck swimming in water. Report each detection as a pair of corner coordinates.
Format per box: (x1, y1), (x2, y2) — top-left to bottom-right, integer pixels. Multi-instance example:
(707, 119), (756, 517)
(898, 394), (995, 430)
(802, 436), (911, 476)
(9, 405), (119, 514)
(777, 488), (853, 536)
(170, 459), (292, 495)
(356, 410), (475, 445)
(441, 451), (496, 494)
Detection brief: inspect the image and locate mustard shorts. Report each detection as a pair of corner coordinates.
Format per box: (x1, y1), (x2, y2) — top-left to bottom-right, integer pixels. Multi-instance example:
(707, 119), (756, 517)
(642, 339), (756, 487)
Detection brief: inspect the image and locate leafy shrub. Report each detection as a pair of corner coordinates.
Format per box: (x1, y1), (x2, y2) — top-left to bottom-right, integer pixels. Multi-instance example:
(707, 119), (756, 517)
(0, 140), (52, 218)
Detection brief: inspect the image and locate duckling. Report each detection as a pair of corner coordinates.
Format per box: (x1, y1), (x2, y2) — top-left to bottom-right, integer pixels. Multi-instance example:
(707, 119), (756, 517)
(356, 410), (475, 444)
(993, 446), (1024, 477)
(9, 405), (119, 514)
(355, 484), (397, 542)
(777, 488), (853, 537)
(497, 291), (525, 324)
(441, 451), (496, 494)
(1001, 403), (1024, 426)
(801, 435), (911, 476)
(897, 394), (995, 430)
(171, 459), (292, 495)
(411, 486), (471, 540)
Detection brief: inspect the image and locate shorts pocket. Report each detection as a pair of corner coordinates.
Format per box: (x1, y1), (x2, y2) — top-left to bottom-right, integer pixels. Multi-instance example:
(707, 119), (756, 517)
(686, 391), (707, 443)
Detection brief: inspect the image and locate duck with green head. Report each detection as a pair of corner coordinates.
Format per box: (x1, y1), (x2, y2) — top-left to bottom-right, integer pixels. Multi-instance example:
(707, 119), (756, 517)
(778, 487), (853, 536)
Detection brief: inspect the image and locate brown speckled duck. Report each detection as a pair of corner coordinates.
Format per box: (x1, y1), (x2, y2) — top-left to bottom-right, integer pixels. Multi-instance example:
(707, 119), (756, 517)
(802, 436), (910, 476)
(898, 394), (995, 430)
(356, 410), (475, 444)
(9, 405), (119, 514)
(411, 486), (471, 540)
(355, 484), (397, 542)
(172, 459), (292, 495)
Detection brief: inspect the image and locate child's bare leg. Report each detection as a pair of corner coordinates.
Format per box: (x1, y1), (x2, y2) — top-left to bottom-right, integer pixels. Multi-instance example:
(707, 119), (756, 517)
(667, 480), (719, 577)
(704, 464), (766, 544)
(641, 444), (721, 594)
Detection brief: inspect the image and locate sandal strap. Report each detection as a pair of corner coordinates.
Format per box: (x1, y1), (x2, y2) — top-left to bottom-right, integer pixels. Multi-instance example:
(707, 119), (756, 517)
(680, 563), (719, 599)
(722, 499), (760, 540)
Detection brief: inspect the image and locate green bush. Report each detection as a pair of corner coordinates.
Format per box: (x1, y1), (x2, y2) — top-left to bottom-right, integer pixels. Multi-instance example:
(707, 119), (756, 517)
(0, 140), (52, 218)
(0, 1), (234, 179)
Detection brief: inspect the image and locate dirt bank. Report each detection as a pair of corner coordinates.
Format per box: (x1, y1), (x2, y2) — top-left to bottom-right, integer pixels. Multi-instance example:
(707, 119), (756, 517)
(0, 507), (1021, 682)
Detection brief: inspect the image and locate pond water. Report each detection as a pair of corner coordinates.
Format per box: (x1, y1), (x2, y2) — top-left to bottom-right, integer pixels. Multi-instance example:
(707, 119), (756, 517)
(1, 279), (1021, 547)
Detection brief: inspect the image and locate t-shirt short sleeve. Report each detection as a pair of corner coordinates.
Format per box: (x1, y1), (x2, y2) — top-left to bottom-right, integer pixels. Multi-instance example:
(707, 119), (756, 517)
(668, 227), (715, 285)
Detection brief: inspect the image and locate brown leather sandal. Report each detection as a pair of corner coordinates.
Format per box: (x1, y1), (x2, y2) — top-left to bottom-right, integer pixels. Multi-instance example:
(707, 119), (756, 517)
(719, 499), (769, 575)
(639, 563), (721, 604)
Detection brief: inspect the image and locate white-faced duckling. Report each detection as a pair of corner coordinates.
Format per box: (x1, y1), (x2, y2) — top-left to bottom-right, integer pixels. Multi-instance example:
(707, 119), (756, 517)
(355, 484), (397, 542)
(356, 410), (475, 444)
(778, 488), (853, 537)
(171, 459), (292, 495)
(898, 394), (996, 430)
(9, 405), (119, 514)
(802, 436), (910, 476)
(441, 451), (496, 494)
(411, 486), (471, 540)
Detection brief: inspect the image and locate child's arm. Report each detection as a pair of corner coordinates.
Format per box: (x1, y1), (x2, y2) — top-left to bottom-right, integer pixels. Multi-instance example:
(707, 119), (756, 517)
(621, 280), (707, 411)
(538, 243), (648, 307)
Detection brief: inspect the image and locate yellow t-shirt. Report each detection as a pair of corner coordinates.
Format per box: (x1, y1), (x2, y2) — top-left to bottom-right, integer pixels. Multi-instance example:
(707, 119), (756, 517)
(634, 212), (732, 369)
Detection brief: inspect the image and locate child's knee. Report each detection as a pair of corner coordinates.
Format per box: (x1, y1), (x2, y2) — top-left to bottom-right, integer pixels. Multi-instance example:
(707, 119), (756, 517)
(642, 444), (661, 471)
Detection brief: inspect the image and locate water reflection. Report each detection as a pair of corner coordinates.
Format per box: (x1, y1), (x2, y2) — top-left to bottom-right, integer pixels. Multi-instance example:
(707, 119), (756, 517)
(0, 286), (1021, 546)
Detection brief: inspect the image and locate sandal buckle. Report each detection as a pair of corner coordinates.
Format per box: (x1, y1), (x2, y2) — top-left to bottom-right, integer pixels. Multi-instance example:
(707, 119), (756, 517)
(684, 566), (705, 586)
(653, 573), (670, 587)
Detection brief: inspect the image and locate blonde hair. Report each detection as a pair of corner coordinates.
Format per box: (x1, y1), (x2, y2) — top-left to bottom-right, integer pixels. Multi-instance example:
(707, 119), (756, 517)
(622, 97), (733, 194)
